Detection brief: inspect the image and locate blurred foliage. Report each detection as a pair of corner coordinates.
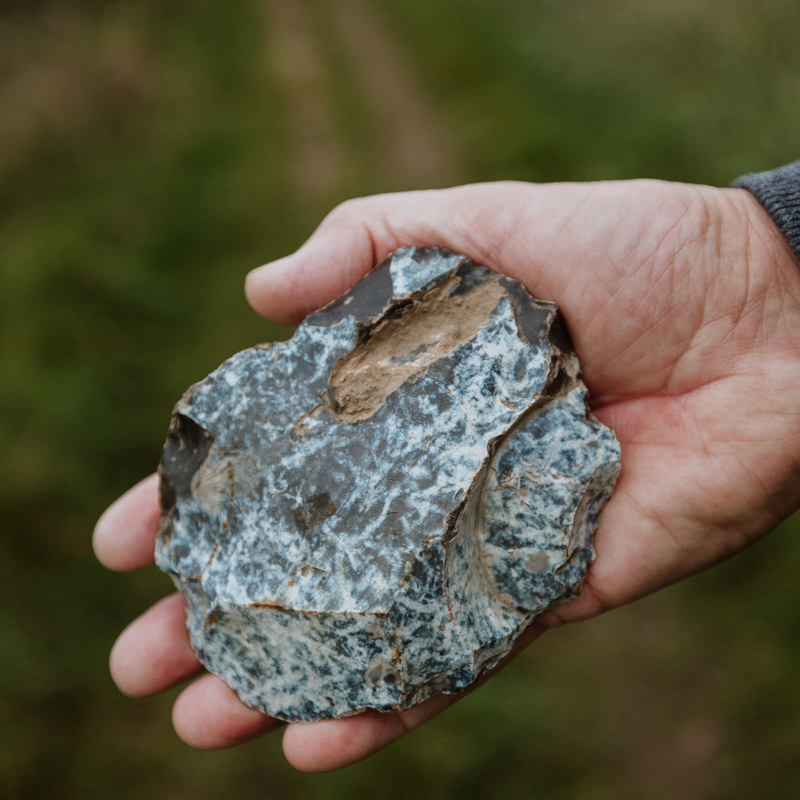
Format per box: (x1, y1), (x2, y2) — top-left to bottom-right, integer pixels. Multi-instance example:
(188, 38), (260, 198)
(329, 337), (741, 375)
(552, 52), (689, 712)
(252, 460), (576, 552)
(1, 0), (799, 797)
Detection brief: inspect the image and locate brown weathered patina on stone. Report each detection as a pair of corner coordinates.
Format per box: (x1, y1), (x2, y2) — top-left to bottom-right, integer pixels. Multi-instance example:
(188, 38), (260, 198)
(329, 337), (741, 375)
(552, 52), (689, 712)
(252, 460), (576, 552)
(156, 247), (621, 722)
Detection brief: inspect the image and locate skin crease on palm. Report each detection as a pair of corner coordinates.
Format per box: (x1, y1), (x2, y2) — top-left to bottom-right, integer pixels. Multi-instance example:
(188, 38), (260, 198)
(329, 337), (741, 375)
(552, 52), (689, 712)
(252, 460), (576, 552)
(93, 179), (800, 773)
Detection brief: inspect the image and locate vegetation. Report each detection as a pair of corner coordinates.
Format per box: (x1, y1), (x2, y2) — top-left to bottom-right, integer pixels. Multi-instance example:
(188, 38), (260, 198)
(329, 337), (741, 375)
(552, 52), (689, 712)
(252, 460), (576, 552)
(2, 1), (799, 797)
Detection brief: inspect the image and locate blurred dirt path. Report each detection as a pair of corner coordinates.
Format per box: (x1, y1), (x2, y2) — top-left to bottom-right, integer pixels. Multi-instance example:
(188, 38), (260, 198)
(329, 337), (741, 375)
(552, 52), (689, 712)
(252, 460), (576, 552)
(324, 0), (460, 187)
(262, 0), (349, 195)
(264, 0), (460, 197)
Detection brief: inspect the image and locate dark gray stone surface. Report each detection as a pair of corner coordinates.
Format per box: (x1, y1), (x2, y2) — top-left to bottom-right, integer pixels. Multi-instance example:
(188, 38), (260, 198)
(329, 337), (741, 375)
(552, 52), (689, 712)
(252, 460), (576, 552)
(156, 247), (621, 722)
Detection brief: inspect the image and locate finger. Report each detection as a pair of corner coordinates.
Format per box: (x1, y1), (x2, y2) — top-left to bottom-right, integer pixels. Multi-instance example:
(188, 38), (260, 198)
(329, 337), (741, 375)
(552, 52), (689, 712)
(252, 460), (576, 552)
(283, 622), (546, 772)
(93, 473), (160, 571)
(244, 182), (572, 325)
(281, 696), (450, 773)
(245, 189), (454, 325)
(110, 593), (202, 696)
(173, 673), (282, 749)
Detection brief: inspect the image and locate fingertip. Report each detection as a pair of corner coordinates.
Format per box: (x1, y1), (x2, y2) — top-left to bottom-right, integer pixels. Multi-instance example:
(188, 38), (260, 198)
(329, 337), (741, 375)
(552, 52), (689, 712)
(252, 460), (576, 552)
(245, 204), (386, 324)
(172, 674), (281, 750)
(282, 712), (405, 773)
(244, 256), (304, 324)
(108, 632), (133, 696)
(109, 594), (200, 697)
(93, 473), (160, 571)
(243, 264), (265, 308)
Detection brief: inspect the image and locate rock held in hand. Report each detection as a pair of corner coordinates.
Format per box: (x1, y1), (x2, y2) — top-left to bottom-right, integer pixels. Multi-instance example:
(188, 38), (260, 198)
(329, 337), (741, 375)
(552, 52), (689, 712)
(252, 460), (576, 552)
(156, 247), (621, 721)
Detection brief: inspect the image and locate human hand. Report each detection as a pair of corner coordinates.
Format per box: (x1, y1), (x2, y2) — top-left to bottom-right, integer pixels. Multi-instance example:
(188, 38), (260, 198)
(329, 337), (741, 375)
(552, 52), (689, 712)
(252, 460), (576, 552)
(94, 179), (800, 771)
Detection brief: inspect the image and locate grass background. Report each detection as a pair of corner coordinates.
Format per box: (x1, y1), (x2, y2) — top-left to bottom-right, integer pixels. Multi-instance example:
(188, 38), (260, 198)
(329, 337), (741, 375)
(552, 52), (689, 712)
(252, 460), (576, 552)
(1, 0), (799, 797)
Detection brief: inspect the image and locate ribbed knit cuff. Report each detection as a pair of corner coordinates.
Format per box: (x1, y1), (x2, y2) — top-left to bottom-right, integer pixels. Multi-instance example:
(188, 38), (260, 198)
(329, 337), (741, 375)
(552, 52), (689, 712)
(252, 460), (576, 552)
(734, 160), (800, 263)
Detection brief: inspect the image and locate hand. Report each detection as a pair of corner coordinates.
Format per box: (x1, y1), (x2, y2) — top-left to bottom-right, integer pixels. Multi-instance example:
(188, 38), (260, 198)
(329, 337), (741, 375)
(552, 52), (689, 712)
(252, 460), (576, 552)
(94, 179), (800, 771)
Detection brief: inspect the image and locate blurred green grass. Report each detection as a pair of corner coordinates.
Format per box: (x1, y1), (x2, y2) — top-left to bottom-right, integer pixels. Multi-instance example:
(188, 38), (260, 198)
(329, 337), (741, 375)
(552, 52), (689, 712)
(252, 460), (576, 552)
(1, 1), (799, 797)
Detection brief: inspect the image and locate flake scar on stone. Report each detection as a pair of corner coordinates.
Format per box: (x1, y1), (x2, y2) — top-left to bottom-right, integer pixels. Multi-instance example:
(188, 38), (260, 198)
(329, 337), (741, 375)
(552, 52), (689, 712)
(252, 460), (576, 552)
(327, 274), (507, 423)
(156, 246), (621, 722)
(293, 492), (337, 533)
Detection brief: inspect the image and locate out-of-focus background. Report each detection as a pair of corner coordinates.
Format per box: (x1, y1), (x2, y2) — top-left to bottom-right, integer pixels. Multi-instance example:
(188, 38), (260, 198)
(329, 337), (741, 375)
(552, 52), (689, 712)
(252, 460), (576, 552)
(2, 1), (799, 797)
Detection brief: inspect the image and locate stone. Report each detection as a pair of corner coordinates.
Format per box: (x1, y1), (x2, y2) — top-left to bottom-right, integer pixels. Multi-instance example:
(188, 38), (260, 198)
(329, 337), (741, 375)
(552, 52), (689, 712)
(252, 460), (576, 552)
(156, 247), (621, 722)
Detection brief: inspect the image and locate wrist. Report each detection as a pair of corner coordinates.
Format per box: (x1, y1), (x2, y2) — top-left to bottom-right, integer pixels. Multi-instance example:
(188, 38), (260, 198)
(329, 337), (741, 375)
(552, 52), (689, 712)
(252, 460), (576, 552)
(721, 186), (800, 518)
(734, 161), (800, 266)
(720, 186), (800, 287)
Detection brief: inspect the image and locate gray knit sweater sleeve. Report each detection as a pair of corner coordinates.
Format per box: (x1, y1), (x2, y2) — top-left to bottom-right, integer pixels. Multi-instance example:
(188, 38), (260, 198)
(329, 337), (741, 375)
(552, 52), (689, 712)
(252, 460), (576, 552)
(734, 160), (800, 263)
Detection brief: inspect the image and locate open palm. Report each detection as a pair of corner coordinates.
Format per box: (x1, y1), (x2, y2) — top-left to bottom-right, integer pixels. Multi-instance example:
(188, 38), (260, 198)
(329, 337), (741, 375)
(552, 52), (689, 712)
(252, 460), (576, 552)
(94, 179), (800, 771)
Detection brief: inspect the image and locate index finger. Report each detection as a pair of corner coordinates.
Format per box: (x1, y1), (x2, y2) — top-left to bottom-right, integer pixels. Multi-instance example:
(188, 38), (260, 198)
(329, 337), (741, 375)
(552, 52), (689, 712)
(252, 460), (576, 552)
(93, 473), (160, 571)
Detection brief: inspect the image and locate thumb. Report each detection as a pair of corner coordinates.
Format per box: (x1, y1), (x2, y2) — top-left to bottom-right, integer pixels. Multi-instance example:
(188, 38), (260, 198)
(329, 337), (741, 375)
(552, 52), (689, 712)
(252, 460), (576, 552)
(243, 182), (563, 325)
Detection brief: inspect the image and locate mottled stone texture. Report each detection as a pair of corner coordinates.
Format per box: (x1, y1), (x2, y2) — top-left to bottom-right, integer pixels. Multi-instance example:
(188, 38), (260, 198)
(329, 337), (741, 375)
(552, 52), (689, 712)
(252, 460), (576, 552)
(156, 247), (621, 722)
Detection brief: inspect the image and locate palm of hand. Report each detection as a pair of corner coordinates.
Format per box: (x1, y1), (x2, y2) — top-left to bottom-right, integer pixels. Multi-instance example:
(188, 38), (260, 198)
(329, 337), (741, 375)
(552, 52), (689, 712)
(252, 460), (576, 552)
(517, 181), (800, 624)
(255, 180), (799, 622)
(94, 179), (800, 770)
